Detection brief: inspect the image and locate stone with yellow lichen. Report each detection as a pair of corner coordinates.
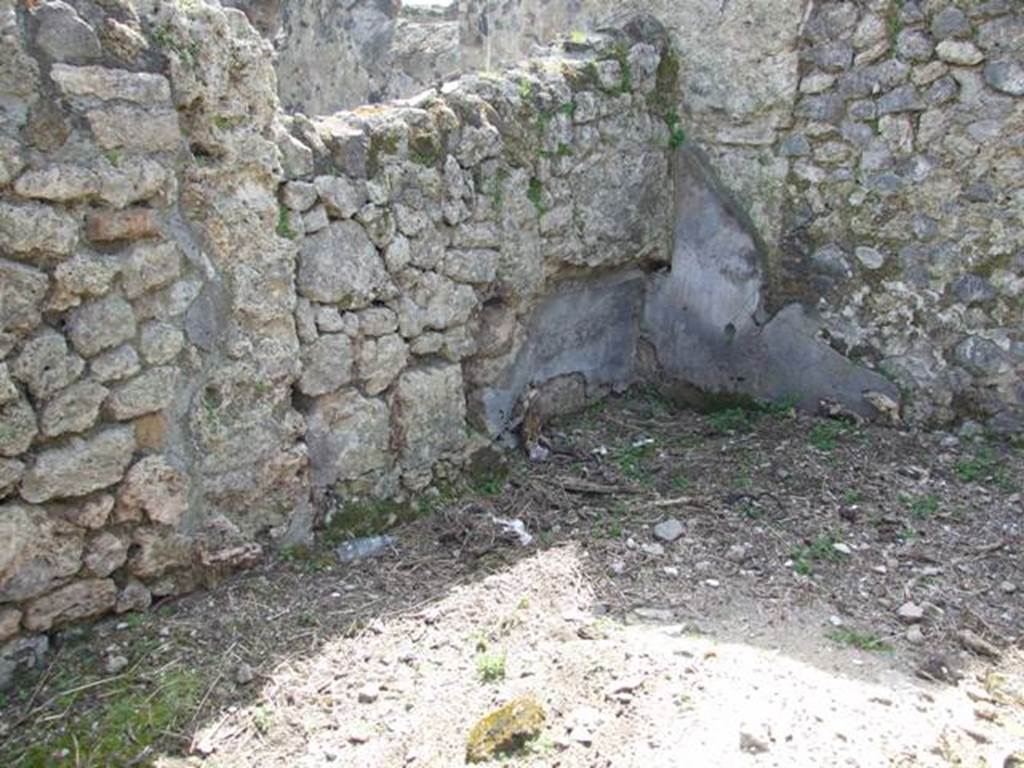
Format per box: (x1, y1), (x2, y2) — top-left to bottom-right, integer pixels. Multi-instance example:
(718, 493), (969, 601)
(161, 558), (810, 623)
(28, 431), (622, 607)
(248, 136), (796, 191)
(465, 695), (546, 763)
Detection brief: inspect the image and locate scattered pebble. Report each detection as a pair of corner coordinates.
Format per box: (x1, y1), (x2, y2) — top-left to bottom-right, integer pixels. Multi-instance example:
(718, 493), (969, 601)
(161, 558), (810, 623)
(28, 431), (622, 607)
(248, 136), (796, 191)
(828, 615), (843, 627)
(906, 626), (925, 644)
(652, 518), (684, 543)
(662, 566), (679, 577)
(641, 543), (665, 557)
(832, 542), (852, 555)
(1001, 581), (1017, 595)
(357, 684), (379, 704)
(897, 602), (925, 624)
(235, 662), (255, 685)
(105, 655), (129, 675)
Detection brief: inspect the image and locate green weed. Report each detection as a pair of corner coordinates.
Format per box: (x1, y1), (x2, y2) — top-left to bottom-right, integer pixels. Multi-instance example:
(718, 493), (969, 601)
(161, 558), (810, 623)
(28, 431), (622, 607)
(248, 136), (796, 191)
(476, 651), (507, 683)
(827, 627), (890, 652)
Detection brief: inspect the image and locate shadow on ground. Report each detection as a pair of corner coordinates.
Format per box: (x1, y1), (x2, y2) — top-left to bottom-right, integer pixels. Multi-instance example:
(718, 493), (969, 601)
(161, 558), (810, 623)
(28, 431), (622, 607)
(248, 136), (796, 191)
(2, 391), (1022, 766)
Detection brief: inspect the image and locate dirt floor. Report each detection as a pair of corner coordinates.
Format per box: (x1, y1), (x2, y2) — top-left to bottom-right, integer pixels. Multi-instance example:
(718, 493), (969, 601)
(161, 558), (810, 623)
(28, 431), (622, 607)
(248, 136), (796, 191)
(1, 390), (1022, 767)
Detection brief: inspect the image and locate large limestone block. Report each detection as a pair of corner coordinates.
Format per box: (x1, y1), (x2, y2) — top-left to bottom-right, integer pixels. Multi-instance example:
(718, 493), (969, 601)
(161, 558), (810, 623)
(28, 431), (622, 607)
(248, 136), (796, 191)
(393, 364), (467, 469)
(0, 504), (84, 602)
(50, 64), (171, 104)
(21, 426), (136, 503)
(22, 578), (117, 631)
(297, 220), (393, 308)
(306, 389), (391, 486)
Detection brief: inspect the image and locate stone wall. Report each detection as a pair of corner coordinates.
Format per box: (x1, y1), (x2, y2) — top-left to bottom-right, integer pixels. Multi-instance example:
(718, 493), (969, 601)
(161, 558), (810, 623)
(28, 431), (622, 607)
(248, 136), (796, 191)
(1, 0), (1021, 687)
(0, 0), (677, 685)
(778, 0), (1024, 432)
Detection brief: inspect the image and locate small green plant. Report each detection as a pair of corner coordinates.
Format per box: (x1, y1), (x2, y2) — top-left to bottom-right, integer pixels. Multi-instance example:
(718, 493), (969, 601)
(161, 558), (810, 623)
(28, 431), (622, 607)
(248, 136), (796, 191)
(671, 475), (691, 492)
(841, 489), (862, 505)
(526, 177), (547, 215)
(791, 533), (841, 575)
(708, 407), (755, 434)
(471, 466), (508, 496)
(518, 79), (533, 99)
(827, 627), (891, 652)
(20, 670), (203, 766)
(476, 651), (507, 683)
(902, 493), (940, 520)
(569, 29), (587, 45)
(809, 421), (847, 452)
(276, 206), (297, 239)
(212, 114), (233, 131)
(609, 43), (633, 93)
(665, 107), (687, 150)
(955, 448), (996, 483)
(615, 442), (655, 481)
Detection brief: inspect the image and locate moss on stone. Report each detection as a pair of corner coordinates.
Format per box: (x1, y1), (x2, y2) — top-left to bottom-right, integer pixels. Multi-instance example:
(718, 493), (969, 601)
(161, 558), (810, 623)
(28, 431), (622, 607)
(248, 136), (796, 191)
(323, 497), (417, 544)
(409, 131), (441, 167)
(367, 129), (401, 177)
(465, 696), (546, 763)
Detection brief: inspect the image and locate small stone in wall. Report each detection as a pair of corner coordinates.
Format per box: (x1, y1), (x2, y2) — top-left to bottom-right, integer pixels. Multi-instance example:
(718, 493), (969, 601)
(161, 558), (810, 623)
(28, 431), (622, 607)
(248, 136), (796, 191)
(896, 29), (935, 63)
(11, 331), (84, 400)
(51, 252), (121, 311)
(936, 41), (985, 67)
(105, 366), (178, 420)
(33, 1), (102, 63)
(282, 181), (317, 212)
(64, 493), (115, 530)
(85, 105), (181, 152)
(115, 579), (151, 613)
(115, 455), (189, 527)
(0, 458), (24, 499)
(0, 504), (84, 602)
(128, 527), (194, 581)
(89, 344), (141, 383)
(0, 259), (49, 334)
(298, 334), (354, 396)
(303, 204), (329, 234)
(358, 334), (408, 395)
(49, 64), (171, 105)
(931, 7), (971, 41)
(984, 58), (1024, 96)
(83, 531), (129, 577)
(121, 242), (182, 300)
(140, 322), (184, 365)
(0, 395), (37, 458)
(443, 249), (499, 285)
(0, 201), (79, 258)
(314, 175), (367, 219)
(39, 380), (108, 438)
(21, 426), (136, 503)
(297, 221), (394, 308)
(22, 578), (117, 632)
(68, 295), (137, 357)
(359, 307), (398, 337)
(86, 208), (160, 243)
(0, 608), (21, 643)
